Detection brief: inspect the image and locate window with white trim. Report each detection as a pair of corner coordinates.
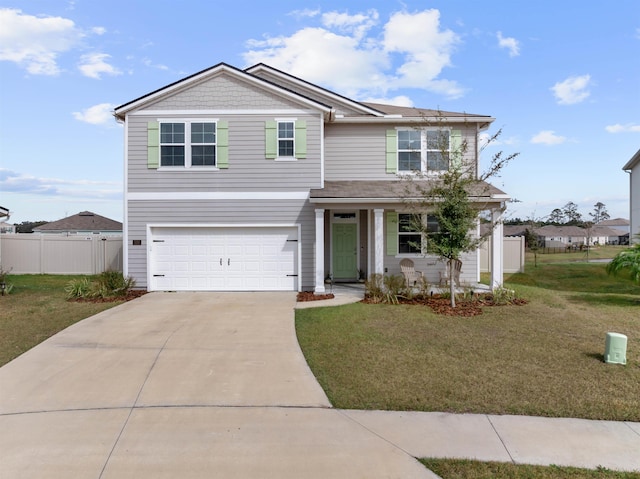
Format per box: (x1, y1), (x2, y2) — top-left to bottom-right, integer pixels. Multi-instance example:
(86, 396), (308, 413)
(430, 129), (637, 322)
(398, 213), (440, 254)
(397, 129), (450, 173)
(160, 121), (217, 168)
(277, 121), (295, 157)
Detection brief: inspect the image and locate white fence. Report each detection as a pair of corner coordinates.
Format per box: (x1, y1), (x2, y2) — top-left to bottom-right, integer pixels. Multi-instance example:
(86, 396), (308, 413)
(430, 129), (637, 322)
(479, 236), (525, 274)
(0, 235), (123, 274)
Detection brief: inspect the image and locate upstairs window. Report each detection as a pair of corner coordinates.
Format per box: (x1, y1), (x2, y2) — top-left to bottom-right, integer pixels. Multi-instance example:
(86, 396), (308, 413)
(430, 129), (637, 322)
(159, 121), (217, 168)
(160, 123), (185, 166)
(278, 121), (295, 157)
(191, 122), (216, 166)
(395, 129), (451, 173)
(426, 130), (450, 171)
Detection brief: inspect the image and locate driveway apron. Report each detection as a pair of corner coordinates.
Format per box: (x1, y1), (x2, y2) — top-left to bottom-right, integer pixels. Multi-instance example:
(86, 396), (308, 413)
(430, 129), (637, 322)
(0, 292), (434, 478)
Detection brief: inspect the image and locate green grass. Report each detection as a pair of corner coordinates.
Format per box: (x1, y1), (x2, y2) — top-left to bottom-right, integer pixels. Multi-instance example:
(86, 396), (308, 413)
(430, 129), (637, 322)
(295, 262), (640, 421)
(420, 459), (640, 478)
(0, 275), (126, 366)
(529, 245), (627, 264)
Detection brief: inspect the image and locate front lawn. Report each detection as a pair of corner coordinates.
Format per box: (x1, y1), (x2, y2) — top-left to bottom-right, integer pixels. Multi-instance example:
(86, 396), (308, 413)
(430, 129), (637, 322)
(295, 262), (640, 421)
(420, 459), (640, 479)
(0, 275), (127, 366)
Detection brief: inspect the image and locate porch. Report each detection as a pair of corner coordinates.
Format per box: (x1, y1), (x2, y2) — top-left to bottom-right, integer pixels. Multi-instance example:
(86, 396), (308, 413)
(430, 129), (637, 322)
(309, 180), (508, 294)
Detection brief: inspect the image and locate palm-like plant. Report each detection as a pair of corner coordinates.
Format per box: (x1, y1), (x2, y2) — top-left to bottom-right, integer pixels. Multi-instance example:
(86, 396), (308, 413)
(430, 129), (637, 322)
(606, 238), (640, 284)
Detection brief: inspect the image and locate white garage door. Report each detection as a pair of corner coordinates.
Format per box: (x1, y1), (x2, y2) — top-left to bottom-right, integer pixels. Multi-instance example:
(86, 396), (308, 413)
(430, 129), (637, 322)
(149, 226), (298, 291)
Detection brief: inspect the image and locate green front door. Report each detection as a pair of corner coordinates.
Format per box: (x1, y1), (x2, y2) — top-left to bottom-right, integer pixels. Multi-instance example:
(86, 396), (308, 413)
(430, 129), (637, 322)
(332, 223), (357, 280)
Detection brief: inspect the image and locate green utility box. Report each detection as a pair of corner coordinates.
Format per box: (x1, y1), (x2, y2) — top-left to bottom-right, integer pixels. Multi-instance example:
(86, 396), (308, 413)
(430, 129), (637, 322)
(604, 332), (627, 365)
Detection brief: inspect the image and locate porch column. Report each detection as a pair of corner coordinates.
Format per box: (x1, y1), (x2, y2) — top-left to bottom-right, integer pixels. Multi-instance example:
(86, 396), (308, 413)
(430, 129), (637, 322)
(314, 208), (326, 293)
(374, 208), (384, 276)
(491, 207), (504, 289)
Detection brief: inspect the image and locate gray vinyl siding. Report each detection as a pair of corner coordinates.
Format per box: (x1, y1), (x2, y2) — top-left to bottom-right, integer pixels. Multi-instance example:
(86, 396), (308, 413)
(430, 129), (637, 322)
(126, 113), (322, 191)
(127, 199), (316, 290)
(324, 123), (479, 181)
(380, 214), (479, 285)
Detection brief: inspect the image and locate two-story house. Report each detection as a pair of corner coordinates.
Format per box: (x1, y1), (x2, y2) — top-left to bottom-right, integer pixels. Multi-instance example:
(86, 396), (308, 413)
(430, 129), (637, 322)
(623, 149), (640, 244)
(114, 63), (508, 293)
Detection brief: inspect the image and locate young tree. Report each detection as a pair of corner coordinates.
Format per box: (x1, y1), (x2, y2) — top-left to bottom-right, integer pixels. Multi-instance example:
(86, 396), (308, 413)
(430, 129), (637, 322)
(524, 214), (543, 267)
(403, 121), (518, 307)
(548, 208), (564, 224)
(606, 237), (640, 284)
(589, 202), (610, 224)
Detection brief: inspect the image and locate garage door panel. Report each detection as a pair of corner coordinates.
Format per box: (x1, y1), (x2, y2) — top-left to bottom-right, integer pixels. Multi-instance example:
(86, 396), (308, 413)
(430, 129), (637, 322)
(149, 227), (297, 292)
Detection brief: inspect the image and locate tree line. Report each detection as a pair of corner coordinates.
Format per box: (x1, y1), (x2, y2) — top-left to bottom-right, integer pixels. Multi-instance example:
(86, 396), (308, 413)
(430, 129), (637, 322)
(506, 201), (611, 227)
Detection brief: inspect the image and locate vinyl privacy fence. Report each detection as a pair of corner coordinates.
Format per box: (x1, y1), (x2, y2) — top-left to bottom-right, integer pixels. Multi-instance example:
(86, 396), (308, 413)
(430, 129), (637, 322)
(0, 235), (123, 274)
(479, 236), (525, 274)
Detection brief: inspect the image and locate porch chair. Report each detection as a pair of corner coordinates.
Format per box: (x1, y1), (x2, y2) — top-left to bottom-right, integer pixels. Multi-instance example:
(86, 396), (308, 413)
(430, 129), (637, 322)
(439, 259), (462, 287)
(399, 258), (423, 288)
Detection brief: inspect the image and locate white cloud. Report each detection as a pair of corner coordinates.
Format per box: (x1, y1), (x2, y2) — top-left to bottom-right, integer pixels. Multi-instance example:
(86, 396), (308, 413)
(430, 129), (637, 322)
(531, 130), (566, 145)
(363, 95), (414, 107)
(72, 103), (116, 125)
(0, 8), (83, 75)
(142, 57), (169, 71)
(0, 168), (121, 199)
(78, 53), (121, 79)
(244, 8), (464, 100)
(92, 26), (106, 35)
(551, 74), (591, 105)
(496, 31), (520, 57)
(605, 123), (640, 133)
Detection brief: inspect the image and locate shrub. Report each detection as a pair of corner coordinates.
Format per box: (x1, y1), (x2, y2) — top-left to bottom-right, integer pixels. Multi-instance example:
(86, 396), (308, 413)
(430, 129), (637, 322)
(65, 271), (136, 300)
(382, 274), (406, 305)
(365, 273), (385, 303)
(0, 264), (14, 296)
(65, 277), (93, 299)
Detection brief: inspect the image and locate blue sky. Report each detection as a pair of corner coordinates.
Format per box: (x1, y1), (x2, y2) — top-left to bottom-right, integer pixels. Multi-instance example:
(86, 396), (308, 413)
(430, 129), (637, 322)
(1, 0), (638, 224)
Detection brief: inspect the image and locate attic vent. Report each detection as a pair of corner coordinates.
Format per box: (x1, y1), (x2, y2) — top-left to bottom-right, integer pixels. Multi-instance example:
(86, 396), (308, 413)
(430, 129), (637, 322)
(79, 211), (95, 216)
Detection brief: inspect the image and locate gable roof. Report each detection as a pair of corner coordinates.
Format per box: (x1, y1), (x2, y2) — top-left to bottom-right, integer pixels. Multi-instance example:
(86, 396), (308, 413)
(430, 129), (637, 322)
(245, 63), (386, 117)
(33, 211), (122, 233)
(534, 225), (587, 238)
(114, 62), (494, 128)
(622, 148), (640, 171)
(0, 205), (8, 219)
(113, 62), (333, 120)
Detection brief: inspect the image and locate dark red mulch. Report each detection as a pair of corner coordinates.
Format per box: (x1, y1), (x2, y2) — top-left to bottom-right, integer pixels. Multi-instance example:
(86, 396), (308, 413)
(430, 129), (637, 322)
(69, 290), (147, 303)
(363, 294), (528, 316)
(297, 291), (335, 302)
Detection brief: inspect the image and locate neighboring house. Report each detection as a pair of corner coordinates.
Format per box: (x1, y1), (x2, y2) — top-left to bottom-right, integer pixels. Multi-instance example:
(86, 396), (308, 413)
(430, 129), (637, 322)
(534, 225), (588, 248)
(33, 211), (122, 236)
(0, 206), (9, 222)
(598, 218), (630, 235)
(589, 225), (625, 245)
(623, 149), (640, 244)
(113, 63), (509, 293)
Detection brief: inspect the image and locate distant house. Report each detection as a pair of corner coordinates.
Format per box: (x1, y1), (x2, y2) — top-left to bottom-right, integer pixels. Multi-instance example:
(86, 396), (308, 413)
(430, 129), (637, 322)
(623, 149), (640, 244)
(598, 217), (630, 235)
(535, 225), (587, 248)
(33, 211), (122, 236)
(589, 225), (625, 245)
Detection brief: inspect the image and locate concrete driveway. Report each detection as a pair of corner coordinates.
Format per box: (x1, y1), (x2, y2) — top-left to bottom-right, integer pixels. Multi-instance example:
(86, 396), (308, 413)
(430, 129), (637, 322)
(0, 292), (435, 478)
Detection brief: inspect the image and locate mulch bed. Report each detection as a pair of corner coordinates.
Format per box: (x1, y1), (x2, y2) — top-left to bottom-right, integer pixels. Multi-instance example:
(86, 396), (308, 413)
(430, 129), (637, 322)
(296, 291), (335, 302)
(69, 290), (148, 303)
(363, 294), (528, 316)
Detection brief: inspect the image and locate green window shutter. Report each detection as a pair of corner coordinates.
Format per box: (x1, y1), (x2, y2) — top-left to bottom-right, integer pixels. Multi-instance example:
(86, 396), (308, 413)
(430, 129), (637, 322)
(217, 120), (229, 169)
(294, 120), (307, 158)
(265, 120), (277, 159)
(386, 129), (397, 173)
(147, 121), (159, 169)
(450, 129), (462, 170)
(386, 212), (398, 256)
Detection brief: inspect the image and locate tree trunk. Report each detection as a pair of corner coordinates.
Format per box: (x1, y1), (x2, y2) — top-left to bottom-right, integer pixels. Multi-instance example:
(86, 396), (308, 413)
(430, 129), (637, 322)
(449, 258), (456, 308)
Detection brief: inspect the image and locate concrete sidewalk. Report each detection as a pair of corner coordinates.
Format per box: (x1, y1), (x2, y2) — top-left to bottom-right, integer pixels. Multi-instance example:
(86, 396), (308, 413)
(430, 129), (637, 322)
(1, 291), (638, 478)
